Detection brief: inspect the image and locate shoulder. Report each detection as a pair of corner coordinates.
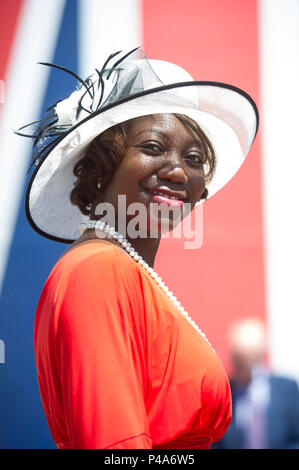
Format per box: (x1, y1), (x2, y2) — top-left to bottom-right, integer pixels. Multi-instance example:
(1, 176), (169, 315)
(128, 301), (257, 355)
(36, 240), (148, 335)
(37, 240), (144, 320)
(58, 239), (137, 270)
(269, 375), (299, 408)
(50, 240), (140, 288)
(270, 374), (299, 391)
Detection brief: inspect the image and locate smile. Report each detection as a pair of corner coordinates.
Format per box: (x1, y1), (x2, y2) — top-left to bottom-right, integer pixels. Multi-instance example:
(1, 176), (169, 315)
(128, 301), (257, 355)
(144, 188), (185, 207)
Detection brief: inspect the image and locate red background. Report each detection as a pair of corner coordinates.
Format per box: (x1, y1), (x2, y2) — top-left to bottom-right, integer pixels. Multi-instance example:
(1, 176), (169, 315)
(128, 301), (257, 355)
(142, 0), (265, 373)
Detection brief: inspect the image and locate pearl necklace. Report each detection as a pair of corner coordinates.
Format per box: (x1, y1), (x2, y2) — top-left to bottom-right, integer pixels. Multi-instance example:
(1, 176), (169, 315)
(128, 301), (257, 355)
(79, 219), (214, 352)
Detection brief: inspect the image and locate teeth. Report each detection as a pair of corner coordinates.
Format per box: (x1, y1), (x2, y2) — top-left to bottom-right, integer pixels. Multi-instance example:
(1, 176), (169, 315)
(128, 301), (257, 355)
(152, 191), (181, 200)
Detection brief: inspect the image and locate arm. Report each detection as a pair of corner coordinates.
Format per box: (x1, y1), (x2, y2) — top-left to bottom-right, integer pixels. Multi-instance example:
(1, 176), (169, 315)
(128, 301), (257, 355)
(52, 247), (152, 449)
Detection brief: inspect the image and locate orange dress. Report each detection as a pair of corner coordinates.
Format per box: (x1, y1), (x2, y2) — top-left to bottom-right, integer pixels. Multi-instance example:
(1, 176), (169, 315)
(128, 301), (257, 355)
(34, 240), (232, 449)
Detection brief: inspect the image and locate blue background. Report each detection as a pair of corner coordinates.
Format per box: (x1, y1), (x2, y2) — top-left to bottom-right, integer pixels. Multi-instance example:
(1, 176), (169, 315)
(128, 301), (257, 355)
(0, 1), (79, 448)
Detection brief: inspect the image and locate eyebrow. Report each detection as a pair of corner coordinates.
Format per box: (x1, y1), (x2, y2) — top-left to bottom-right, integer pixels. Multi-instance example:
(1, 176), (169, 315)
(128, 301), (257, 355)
(131, 128), (203, 147)
(132, 128), (172, 142)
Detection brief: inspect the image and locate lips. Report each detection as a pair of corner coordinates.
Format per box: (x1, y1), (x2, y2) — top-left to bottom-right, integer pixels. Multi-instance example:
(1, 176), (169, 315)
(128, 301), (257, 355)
(144, 186), (187, 201)
(143, 187), (186, 208)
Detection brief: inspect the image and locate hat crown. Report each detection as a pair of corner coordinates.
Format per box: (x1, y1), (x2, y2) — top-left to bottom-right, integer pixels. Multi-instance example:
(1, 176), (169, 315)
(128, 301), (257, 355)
(103, 57), (198, 105)
(55, 55), (199, 129)
(130, 59), (198, 105)
(145, 59), (195, 84)
(152, 59), (198, 105)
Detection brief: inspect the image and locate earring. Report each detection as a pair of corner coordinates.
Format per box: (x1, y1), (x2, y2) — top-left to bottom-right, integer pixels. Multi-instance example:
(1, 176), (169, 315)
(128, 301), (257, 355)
(97, 182), (102, 189)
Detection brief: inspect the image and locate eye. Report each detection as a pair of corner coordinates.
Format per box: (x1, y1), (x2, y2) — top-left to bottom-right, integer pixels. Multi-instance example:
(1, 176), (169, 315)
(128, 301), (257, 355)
(138, 141), (163, 154)
(185, 152), (205, 165)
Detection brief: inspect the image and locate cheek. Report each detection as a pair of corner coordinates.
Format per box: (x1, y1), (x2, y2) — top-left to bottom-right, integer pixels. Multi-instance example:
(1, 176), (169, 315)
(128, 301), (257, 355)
(102, 155), (150, 203)
(127, 153), (153, 176)
(189, 175), (206, 203)
(119, 154), (154, 194)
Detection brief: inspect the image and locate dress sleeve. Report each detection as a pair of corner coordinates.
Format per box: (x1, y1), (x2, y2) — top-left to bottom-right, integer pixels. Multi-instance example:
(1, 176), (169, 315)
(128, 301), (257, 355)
(51, 246), (152, 449)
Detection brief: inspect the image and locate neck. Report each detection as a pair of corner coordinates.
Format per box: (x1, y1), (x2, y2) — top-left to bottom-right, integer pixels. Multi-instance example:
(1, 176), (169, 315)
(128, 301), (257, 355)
(112, 216), (162, 267)
(125, 233), (161, 268)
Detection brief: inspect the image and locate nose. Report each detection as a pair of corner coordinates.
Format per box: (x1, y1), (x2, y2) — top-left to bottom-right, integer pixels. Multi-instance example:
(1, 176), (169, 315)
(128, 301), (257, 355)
(157, 153), (188, 184)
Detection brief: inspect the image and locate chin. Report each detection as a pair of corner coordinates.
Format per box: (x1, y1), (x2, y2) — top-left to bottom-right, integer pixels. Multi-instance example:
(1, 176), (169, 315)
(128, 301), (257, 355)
(147, 213), (183, 238)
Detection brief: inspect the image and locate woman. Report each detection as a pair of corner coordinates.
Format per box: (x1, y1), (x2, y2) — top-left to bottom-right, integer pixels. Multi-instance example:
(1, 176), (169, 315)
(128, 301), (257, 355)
(22, 48), (258, 449)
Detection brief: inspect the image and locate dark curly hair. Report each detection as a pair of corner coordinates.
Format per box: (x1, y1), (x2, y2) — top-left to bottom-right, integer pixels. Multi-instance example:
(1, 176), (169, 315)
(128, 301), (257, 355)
(70, 114), (216, 218)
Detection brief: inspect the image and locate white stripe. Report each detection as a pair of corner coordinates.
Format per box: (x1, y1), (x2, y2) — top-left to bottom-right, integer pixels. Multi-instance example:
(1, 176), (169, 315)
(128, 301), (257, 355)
(0, 0), (66, 296)
(78, 0), (142, 77)
(259, 0), (299, 381)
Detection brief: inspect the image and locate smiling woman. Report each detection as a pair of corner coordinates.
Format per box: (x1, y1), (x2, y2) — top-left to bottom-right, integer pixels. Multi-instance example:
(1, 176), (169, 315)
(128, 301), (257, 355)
(20, 48), (258, 449)
(70, 112), (215, 215)
(69, 112), (215, 261)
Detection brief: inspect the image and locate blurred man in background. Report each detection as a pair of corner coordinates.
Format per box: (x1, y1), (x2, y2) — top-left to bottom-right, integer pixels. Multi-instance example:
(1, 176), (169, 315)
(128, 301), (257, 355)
(214, 317), (299, 449)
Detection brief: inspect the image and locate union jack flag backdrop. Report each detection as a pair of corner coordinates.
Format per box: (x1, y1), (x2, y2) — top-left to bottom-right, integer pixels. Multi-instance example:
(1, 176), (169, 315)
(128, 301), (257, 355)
(0, 0), (298, 448)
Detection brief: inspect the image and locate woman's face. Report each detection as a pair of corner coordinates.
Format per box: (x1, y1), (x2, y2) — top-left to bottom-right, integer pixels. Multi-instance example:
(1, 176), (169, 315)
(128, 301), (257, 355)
(101, 113), (207, 236)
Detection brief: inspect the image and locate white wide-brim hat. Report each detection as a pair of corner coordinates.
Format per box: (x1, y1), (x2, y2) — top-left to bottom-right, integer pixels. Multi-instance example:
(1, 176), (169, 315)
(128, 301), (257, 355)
(21, 48), (258, 243)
